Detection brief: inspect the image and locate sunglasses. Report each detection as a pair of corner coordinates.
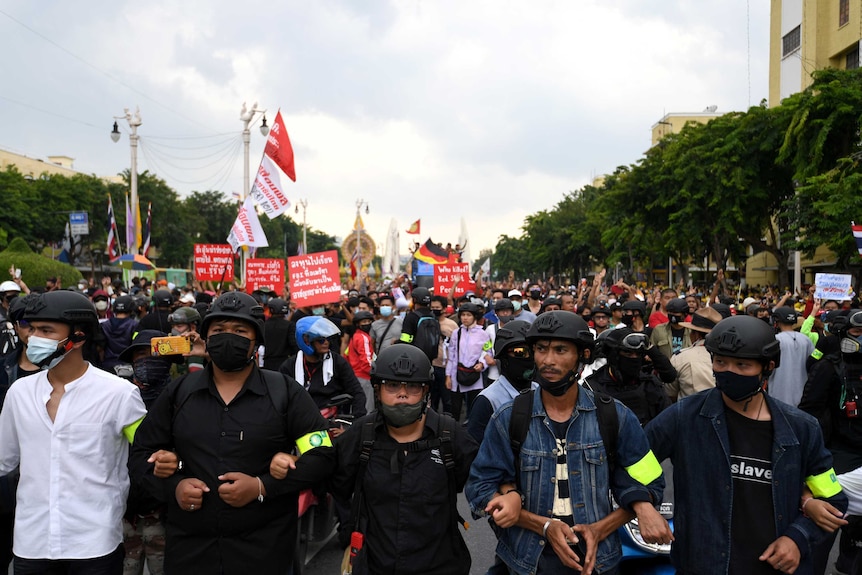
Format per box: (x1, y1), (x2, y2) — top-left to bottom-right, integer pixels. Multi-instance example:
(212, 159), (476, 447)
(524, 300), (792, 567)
(312, 337), (329, 345)
(507, 346), (531, 359)
(381, 381), (426, 395)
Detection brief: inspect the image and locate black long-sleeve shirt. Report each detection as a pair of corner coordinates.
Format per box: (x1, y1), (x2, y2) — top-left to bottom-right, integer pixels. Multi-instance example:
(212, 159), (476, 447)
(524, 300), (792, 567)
(279, 352), (367, 417)
(128, 365), (331, 574)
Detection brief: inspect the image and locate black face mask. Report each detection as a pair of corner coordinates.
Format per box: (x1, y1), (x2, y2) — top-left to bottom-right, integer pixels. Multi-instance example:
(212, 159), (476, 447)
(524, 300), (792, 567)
(431, 309), (444, 317)
(534, 368), (579, 397)
(529, 290), (542, 300)
(615, 356), (643, 382)
(668, 315), (683, 326)
(133, 357), (173, 405)
(500, 356), (535, 391)
(621, 315), (636, 327)
(714, 370), (763, 403)
(358, 324), (372, 333)
(206, 333), (255, 372)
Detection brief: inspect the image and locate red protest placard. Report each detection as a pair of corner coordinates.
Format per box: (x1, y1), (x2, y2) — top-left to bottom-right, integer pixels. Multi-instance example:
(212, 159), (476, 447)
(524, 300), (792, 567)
(434, 262), (476, 298)
(194, 244), (234, 282)
(287, 250), (342, 307)
(245, 258), (285, 295)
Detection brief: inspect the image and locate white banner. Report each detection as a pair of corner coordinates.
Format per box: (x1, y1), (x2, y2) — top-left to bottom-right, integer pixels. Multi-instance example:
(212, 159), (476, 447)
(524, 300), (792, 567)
(250, 155), (290, 218)
(227, 197), (269, 251)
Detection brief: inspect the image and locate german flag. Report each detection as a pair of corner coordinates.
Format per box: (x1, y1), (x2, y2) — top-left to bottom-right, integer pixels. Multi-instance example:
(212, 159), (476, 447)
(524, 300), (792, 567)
(415, 238), (449, 265)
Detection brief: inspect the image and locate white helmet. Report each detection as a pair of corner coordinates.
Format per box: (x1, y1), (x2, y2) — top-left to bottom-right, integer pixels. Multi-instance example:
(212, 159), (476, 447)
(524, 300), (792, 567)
(0, 281), (21, 293)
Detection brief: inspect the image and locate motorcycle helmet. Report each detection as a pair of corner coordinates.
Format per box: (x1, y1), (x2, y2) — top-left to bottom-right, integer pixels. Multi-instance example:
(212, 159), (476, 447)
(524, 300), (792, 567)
(199, 292), (265, 343)
(295, 316), (341, 355)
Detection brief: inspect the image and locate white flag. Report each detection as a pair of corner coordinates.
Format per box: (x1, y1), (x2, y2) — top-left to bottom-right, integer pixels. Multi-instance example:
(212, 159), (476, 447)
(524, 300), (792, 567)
(250, 155), (291, 218)
(480, 257), (491, 274)
(227, 197), (269, 251)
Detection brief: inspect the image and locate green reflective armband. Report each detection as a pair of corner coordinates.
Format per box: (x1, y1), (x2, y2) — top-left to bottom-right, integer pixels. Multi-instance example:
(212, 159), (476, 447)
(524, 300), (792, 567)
(482, 340), (493, 351)
(625, 449), (662, 486)
(296, 430), (333, 455)
(806, 468), (842, 498)
(123, 416), (145, 444)
(811, 349), (823, 360)
(400, 333), (414, 343)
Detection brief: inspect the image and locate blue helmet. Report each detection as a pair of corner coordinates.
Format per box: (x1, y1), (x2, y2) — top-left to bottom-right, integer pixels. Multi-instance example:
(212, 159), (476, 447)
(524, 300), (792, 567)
(295, 316), (341, 355)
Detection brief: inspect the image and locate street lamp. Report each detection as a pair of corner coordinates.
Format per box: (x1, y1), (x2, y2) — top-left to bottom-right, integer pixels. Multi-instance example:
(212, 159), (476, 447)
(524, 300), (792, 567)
(239, 101), (268, 281)
(295, 199), (308, 254)
(111, 108), (142, 254)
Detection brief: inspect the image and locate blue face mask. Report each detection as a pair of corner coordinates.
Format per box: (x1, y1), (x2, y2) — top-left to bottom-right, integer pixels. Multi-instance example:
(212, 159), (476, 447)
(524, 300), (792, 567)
(512, 301), (522, 312)
(312, 306), (326, 316)
(26, 335), (69, 370)
(379, 306), (392, 317)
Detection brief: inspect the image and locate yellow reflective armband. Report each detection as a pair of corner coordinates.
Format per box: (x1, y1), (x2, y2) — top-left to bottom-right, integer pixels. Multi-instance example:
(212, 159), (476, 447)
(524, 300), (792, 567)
(123, 416), (145, 444)
(400, 333), (414, 343)
(296, 430), (333, 455)
(482, 340), (493, 351)
(806, 468), (842, 498)
(625, 449), (662, 485)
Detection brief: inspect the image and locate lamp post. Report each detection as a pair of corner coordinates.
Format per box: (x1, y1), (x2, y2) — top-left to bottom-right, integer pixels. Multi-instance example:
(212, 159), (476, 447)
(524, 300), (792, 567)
(111, 107), (142, 254)
(295, 199), (308, 254)
(239, 102), (269, 282)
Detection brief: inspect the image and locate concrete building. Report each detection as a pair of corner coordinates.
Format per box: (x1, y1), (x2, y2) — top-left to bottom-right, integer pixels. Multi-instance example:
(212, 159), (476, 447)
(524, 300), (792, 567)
(769, 0), (862, 106)
(650, 109), (723, 146)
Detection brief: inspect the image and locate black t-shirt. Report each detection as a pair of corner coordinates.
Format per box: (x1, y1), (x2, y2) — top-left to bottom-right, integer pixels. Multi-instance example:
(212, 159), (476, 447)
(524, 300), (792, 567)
(726, 407), (777, 575)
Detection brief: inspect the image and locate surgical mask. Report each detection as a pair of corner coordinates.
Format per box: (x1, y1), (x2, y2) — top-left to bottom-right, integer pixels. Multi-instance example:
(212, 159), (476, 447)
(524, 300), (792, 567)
(379, 400), (426, 427)
(133, 357), (173, 405)
(206, 333), (255, 372)
(312, 306), (326, 316)
(379, 306), (392, 317)
(512, 301), (522, 312)
(714, 370), (763, 403)
(26, 335), (69, 370)
(431, 309), (444, 317)
(534, 368), (579, 397)
(500, 356), (535, 391)
(95, 301), (109, 311)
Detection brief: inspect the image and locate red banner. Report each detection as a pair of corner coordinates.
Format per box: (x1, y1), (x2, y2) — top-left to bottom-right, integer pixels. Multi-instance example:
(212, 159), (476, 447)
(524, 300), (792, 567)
(287, 250), (341, 307)
(245, 258), (285, 295)
(194, 244), (234, 282)
(434, 262), (476, 299)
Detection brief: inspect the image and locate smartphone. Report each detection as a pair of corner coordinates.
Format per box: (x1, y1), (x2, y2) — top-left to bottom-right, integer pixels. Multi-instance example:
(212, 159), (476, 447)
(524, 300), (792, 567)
(151, 335), (191, 356)
(14, 269), (21, 279)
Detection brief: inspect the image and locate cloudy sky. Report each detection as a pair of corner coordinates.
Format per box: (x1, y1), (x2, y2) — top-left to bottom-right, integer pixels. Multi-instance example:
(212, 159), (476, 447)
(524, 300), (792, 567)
(0, 1), (769, 263)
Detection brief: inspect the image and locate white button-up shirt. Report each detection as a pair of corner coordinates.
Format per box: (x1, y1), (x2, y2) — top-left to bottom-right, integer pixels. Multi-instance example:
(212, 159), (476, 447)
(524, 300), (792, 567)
(0, 364), (146, 559)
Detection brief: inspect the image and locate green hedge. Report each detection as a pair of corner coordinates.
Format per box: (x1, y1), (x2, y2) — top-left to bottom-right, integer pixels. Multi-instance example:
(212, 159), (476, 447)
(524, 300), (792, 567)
(0, 238), (83, 289)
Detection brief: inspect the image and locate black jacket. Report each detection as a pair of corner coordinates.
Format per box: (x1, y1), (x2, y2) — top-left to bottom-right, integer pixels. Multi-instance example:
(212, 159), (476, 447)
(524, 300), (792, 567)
(585, 365), (671, 426)
(279, 352), (367, 417)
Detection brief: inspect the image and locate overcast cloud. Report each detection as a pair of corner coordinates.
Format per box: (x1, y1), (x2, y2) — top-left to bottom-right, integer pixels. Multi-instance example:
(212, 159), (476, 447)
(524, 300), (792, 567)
(0, 0), (769, 261)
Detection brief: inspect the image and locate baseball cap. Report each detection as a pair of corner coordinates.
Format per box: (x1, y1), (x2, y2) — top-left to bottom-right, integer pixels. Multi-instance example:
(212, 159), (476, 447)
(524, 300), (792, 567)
(508, 289), (523, 298)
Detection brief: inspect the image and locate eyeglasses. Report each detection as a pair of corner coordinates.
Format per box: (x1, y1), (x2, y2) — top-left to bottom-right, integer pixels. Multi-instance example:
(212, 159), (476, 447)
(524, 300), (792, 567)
(381, 381), (426, 395)
(507, 346), (531, 359)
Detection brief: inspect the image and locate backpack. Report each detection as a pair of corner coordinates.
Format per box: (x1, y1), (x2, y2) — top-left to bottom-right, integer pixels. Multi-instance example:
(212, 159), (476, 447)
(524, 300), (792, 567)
(412, 315), (441, 361)
(508, 388), (618, 485)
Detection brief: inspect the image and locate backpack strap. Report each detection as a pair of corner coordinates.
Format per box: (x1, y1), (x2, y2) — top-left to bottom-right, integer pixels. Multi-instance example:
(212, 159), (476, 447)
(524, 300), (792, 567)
(349, 419), (378, 535)
(259, 368), (289, 417)
(592, 391), (619, 471)
(434, 412), (468, 530)
(508, 389), (534, 489)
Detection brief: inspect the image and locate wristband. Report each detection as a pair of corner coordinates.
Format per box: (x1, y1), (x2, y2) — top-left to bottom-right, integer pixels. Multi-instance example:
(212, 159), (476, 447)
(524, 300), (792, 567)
(801, 497), (812, 516)
(504, 488), (526, 508)
(257, 476), (265, 503)
(542, 517), (559, 539)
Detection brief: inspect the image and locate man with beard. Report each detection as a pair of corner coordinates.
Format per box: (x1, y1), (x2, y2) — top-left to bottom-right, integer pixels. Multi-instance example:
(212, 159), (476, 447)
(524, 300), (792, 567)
(584, 328), (673, 426)
(467, 321), (537, 443)
(467, 311), (670, 574)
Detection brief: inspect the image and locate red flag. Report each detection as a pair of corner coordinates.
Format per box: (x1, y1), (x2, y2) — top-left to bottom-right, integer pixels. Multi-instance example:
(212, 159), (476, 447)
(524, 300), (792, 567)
(406, 219), (421, 234)
(264, 110), (296, 182)
(142, 202), (152, 258)
(106, 195), (121, 261)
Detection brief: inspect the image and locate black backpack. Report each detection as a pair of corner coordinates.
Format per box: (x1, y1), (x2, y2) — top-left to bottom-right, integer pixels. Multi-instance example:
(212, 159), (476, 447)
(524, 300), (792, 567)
(508, 388), (619, 484)
(412, 315), (441, 361)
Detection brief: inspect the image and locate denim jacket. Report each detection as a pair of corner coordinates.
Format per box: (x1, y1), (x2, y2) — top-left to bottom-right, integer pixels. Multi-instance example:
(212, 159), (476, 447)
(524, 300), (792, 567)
(645, 388), (847, 575)
(466, 386), (664, 575)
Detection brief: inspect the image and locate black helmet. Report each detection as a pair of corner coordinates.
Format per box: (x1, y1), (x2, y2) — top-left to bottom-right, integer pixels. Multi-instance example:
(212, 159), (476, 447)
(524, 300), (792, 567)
(371, 344), (433, 384)
(267, 297), (289, 315)
(705, 315), (781, 367)
(352, 310), (374, 325)
(200, 292), (265, 343)
(494, 298), (515, 312)
(118, 330), (181, 364)
(458, 302), (482, 318)
(168, 306), (202, 326)
(772, 306), (798, 325)
(9, 293), (38, 324)
(621, 300), (646, 316)
(494, 320), (531, 358)
(112, 295), (135, 314)
(153, 289), (174, 307)
(666, 298), (689, 315)
(22, 291), (98, 333)
(412, 287), (431, 306)
(525, 310), (594, 351)
(601, 328), (650, 365)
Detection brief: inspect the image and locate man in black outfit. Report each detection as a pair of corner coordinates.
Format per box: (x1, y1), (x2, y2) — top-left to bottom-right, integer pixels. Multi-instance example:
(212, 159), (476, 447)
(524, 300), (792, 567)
(262, 297), (296, 370)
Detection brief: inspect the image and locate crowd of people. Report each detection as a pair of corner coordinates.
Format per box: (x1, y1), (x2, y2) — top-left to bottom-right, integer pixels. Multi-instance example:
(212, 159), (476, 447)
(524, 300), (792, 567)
(0, 264), (860, 574)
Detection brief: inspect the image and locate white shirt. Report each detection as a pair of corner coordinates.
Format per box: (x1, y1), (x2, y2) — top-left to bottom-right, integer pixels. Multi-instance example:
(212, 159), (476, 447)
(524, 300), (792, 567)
(0, 363), (147, 559)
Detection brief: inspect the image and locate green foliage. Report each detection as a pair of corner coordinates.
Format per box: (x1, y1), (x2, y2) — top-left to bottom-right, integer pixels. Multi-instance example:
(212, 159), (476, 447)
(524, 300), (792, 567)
(0, 238), (82, 288)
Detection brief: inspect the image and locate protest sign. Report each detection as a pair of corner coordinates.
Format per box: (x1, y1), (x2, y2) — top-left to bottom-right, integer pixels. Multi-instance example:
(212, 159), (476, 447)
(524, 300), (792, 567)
(287, 250), (341, 307)
(814, 273), (854, 301)
(194, 244), (234, 282)
(434, 262), (476, 298)
(245, 259), (285, 295)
